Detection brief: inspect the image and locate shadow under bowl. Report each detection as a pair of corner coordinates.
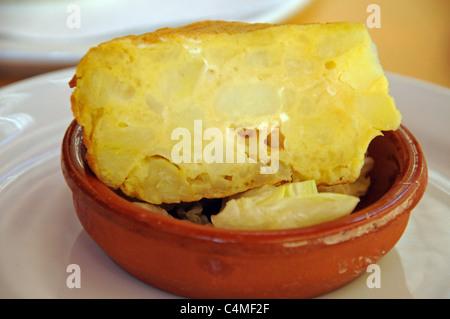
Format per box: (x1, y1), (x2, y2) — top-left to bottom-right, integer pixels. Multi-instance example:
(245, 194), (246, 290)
(61, 120), (427, 298)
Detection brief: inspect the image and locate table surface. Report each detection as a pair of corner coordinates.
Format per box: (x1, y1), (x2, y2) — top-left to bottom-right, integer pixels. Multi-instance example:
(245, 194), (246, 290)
(1, 0), (449, 88)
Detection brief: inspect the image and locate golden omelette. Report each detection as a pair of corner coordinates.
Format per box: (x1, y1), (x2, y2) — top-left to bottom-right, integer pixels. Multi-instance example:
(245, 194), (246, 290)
(70, 20), (401, 205)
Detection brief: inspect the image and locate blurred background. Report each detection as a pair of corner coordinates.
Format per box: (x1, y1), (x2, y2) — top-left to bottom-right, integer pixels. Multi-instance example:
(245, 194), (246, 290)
(0, 0), (449, 88)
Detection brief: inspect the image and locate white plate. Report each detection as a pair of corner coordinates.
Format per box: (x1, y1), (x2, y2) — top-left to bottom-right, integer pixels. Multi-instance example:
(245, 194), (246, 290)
(0, 68), (449, 299)
(0, 0), (310, 73)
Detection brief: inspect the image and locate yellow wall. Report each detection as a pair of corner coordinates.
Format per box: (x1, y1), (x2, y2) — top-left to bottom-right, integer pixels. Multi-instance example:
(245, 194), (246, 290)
(284, 0), (450, 88)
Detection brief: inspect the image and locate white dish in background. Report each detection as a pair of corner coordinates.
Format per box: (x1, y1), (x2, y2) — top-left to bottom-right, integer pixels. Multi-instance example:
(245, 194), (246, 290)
(0, 68), (448, 298)
(0, 0), (311, 73)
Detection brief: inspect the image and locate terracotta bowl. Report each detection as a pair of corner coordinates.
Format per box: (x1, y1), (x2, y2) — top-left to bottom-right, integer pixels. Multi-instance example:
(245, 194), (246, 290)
(61, 120), (427, 299)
